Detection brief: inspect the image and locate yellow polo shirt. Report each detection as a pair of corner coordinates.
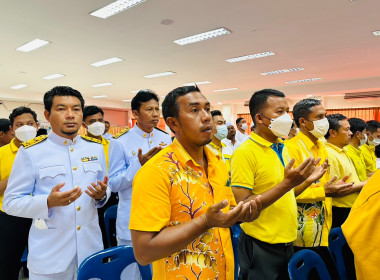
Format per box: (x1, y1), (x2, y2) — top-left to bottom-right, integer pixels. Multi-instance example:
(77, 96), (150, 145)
(208, 141), (233, 173)
(342, 170), (380, 280)
(0, 139), (19, 211)
(360, 144), (377, 173)
(325, 143), (360, 208)
(231, 132), (297, 244)
(285, 131), (331, 247)
(346, 144), (368, 182)
(130, 139), (235, 280)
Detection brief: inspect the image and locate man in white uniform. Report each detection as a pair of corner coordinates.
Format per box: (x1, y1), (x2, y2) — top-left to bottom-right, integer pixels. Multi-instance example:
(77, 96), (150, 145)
(3, 86), (110, 280)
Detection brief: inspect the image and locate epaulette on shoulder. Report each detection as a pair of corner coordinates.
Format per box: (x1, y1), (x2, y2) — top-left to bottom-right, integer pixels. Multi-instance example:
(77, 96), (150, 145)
(112, 128), (129, 139)
(154, 127), (169, 135)
(22, 135), (48, 149)
(81, 135), (102, 144)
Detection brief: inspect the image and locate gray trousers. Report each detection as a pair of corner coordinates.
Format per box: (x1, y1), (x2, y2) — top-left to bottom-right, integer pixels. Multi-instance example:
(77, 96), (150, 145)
(238, 231), (293, 280)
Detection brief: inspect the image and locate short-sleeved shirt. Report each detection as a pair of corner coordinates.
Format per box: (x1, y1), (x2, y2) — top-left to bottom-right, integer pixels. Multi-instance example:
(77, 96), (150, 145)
(325, 143), (361, 208)
(208, 141), (233, 173)
(285, 131), (331, 247)
(342, 170), (380, 280)
(346, 144), (368, 182)
(360, 144), (377, 173)
(130, 139), (236, 280)
(231, 132), (297, 244)
(0, 138), (19, 211)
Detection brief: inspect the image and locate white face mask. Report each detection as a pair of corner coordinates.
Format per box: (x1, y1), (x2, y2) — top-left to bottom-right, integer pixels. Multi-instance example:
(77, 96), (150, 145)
(15, 125), (37, 142)
(214, 124), (228, 140)
(309, 118), (329, 138)
(87, 122), (105, 137)
(241, 123), (248, 131)
(266, 113), (294, 137)
(359, 133), (367, 147)
(368, 134), (380, 147)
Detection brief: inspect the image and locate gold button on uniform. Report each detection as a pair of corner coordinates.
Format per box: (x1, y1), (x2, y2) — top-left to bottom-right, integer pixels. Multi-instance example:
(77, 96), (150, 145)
(73, 166), (77, 171)
(76, 206), (81, 211)
(149, 140), (152, 144)
(70, 147), (73, 152)
(143, 133), (146, 138)
(64, 141), (67, 145)
(77, 225), (81, 230)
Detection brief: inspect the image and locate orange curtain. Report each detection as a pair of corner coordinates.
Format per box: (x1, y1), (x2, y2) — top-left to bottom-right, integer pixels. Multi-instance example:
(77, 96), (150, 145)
(237, 114), (253, 134)
(325, 108), (380, 122)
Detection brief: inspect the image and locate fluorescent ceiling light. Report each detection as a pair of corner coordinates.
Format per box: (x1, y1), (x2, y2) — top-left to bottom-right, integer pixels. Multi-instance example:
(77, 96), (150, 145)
(285, 78), (323, 84)
(144, 71), (175, 78)
(174, 27), (231, 45)
(122, 99), (132, 102)
(373, 30), (380, 36)
(16, 39), (50, 52)
(11, 84), (28, 89)
(183, 81), (211, 86)
(213, 88), (239, 92)
(92, 82), (113, 87)
(90, 0), (146, 19)
(130, 90), (139, 93)
(91, 57), (124, 67)
(92, 95), (108, 99)
(226, 51), (275, 63)
(217, 102), (223, 105)
(43, 74), (65, 80)
(261, 67), (304, 76)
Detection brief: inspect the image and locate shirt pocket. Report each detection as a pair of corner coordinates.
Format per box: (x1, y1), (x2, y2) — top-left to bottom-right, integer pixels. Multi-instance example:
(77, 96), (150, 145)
(83, 162), (103, 173)
(39, 165), (66, 179)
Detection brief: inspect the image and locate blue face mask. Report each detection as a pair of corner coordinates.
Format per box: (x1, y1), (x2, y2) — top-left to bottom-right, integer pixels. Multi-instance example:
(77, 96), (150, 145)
(214, 124), (228, 140)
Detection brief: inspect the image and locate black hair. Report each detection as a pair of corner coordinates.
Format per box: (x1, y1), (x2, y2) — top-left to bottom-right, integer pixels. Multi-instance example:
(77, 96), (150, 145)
(292, 99), (321, 127)
(249, 89), (286, 125)
(44, 86), (84, 113)
(131, 89), (159, 111)
(325, 114), (347, 139)
(348, 118), (368, 135)
(83, 105), (104, 121)
(236, 117), (244, 126)
(105, 121), (110, 124)
(162, 85), (201, 133)
(0, 118), (11, 132)
(9, 106), (38, 126)
(211, 110), (222, 118)
(375, 145), (380, 158)
(36, 128), (48, 136)
(366, 120), (380, 133)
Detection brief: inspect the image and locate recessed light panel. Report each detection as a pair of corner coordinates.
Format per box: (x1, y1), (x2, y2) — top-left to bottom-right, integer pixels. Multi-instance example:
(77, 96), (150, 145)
(285, 78), (323, 84)
(92, 83), (113, 87)
(373, 30), (380, 36)
(90, 0), (146, 19)
(92, 95), (108, 98)
(226, 51), (275, 63)
(144, 72), (175, 78)
(174, 28), (231, 45)
(11, 84), (28, 89)
(213, 88), (238, 92)
(91, 57), (124, 67)
(16, 39), (50, 52)
(183, 81), (211, 86)
(261, 67), (304, 76)
(122, 99), (132, 102)
(43, 74), (65, 80)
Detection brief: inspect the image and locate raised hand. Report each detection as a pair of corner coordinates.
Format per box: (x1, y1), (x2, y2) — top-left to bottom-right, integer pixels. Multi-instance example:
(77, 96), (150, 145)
(138, 147), (162, 166)
(47, 183), (82, 208)
(85, 175), (108, 200)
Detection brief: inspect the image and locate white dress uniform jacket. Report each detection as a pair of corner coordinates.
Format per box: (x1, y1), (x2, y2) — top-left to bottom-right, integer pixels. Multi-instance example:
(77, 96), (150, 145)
(3, 132), (110, 275)
(109, 125), (172, 241)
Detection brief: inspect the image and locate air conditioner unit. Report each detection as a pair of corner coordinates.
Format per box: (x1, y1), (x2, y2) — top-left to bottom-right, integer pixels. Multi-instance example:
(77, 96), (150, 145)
(344, 91), (380, 100)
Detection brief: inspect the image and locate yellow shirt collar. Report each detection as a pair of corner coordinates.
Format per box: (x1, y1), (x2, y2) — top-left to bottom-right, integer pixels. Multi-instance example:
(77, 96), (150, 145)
(172, 138), (220, 168)
(9, 138), (19, 153)
(249, 132), (283, 147)
(325, 142), (347, 153)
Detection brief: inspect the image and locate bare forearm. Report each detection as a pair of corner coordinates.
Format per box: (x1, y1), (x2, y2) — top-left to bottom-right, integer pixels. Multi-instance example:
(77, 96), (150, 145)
(0, 179), (8, 195)
(294, 181), (312, 197)
(235, 181), (291, 210)
(351, 181), (366, 193)
(132, 214), (210, 266)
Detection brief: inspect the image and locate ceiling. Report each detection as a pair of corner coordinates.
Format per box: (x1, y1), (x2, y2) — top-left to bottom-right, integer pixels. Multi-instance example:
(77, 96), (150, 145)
(1, 0), (380, 108)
